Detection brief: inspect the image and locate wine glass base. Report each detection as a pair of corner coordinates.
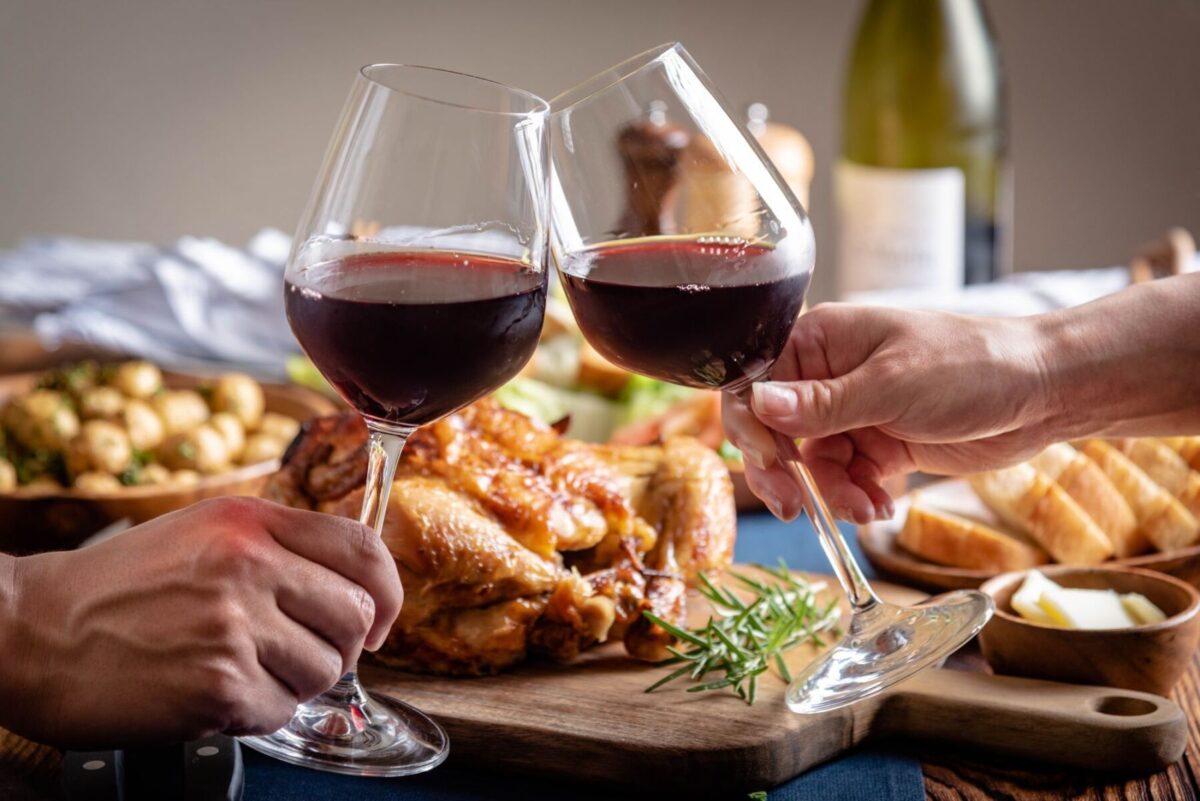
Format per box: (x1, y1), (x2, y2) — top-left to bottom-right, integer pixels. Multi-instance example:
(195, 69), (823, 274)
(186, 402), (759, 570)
(786, 589), (993, 714)
(241, 691), (449, 778)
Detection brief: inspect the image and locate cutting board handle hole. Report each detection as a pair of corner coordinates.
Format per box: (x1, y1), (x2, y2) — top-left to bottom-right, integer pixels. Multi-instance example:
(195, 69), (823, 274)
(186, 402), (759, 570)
(1092, 696), (1158, 717)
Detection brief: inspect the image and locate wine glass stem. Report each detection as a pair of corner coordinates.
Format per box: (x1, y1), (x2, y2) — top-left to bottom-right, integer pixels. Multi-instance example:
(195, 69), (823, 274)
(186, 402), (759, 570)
(327, 423), (413, 703)
(768, 429), (882, 614)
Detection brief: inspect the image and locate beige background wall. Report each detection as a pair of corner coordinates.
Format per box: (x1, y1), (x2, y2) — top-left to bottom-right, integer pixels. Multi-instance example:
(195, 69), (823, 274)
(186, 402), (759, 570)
(1, 0), (1197, 302)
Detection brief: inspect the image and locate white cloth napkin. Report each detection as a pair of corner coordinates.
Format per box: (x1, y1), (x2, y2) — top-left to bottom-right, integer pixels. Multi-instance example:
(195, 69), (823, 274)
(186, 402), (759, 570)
(0, 229), (295, 379)
(842, 255), (1199, 315)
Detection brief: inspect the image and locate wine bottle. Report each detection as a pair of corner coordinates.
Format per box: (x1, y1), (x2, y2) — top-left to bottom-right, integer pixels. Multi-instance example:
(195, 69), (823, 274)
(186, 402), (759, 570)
(837, 0), (1006, 296)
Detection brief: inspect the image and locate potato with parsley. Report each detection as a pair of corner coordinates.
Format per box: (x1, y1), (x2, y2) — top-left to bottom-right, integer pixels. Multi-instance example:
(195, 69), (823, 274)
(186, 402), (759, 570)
(211, 373), (264, 431)
(208, 412), (246, 461)
(152, 390), (210, 437)
(257, 412), (300, 444)
(1, 360), (304, 493)
(121, 399), (165, 451)
(170, 469), (201, 486)
(67, 420), (134, 477)
(158, 425), (231, 474)
(79, 386), (125, 420)
(134, 462), (171, 486)
(110, 360), (163, 399)
(241, 433), (287, 465)
(73, 471), (123, 494)
(0, 458), (15, 492)
(5, 390), (81, 452)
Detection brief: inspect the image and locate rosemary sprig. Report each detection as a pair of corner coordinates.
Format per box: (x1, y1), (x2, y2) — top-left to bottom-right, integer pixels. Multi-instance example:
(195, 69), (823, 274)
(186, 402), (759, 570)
(643, 560), (841, 704)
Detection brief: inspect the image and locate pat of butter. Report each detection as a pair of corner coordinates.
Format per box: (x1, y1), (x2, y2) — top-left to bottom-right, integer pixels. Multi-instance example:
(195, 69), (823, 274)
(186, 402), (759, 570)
(1121, 592), (1167, 625)
(1011, 570), (1059, 626)
(1038, 587), (1137, 630)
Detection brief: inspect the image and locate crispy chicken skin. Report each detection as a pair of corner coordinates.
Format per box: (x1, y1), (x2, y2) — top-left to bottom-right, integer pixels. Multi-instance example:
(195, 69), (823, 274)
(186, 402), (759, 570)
(264, 399), (735, 674)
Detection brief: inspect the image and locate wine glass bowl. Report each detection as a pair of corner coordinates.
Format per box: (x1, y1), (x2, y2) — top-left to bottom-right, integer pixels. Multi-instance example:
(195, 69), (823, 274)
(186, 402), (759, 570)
(550, 43), (992, 713)
(243, 64), (550, 776)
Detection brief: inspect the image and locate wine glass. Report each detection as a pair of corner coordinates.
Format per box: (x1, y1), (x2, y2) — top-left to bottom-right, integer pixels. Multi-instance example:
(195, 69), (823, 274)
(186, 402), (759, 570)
(242, 64), (550, 774)
(549, 43), (992, 713)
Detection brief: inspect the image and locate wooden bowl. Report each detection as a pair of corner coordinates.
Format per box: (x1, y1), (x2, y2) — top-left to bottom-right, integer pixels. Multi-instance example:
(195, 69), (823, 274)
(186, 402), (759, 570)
(858, 479), (1200, 591)
(0, 371), (338, 554)
(978, 565), (1200, 696)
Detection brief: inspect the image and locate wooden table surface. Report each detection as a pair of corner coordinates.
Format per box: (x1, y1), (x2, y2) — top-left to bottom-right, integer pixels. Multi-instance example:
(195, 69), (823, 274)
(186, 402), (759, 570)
(4, 647), (1200, 800)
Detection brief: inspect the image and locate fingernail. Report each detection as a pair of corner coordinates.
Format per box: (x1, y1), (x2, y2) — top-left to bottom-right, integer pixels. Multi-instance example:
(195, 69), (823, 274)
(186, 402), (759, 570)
(743, 444), (768, 470)
(753, 383), (797, 417)
(761, 487), (785, 520)
(881, 499), (896, 520)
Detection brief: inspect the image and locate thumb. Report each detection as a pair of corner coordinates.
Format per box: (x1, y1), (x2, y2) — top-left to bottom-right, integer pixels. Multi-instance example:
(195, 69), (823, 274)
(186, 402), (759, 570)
(750, 372), (886, 438)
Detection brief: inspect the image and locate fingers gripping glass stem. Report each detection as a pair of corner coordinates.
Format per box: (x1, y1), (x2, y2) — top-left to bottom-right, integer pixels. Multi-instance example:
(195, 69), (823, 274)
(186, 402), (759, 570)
(767, 428), (881, 614)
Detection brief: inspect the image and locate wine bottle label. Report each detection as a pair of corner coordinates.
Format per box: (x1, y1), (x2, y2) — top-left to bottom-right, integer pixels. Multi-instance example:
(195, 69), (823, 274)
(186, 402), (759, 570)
(835, 160), (965, 298)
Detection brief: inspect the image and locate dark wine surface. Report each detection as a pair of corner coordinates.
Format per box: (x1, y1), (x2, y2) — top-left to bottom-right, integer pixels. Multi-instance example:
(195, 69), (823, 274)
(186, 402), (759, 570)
(286, 250), (545, 427)
(559, 239), (810, 389)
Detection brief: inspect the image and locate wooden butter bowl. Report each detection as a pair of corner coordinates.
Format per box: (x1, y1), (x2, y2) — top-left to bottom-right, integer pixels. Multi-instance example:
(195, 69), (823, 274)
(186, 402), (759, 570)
(0, 371), (338, 555)
(979, 565), (1200, 696)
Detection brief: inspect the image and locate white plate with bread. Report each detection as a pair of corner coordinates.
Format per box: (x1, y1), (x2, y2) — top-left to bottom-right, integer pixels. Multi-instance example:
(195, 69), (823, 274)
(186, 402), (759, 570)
(859, 437), (1200, 591)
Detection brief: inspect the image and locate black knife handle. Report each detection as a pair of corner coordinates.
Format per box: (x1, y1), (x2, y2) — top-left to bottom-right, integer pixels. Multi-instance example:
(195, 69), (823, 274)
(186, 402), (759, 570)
(62, 749), (125, 801)
(183, 734), (243, 801)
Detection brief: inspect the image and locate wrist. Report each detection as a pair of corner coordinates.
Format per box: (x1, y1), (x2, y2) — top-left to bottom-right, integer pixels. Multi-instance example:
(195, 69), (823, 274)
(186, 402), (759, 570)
(1029, 309), (1080, 441)
(0, 554), (24, 729)
(0, 553), (55, 740)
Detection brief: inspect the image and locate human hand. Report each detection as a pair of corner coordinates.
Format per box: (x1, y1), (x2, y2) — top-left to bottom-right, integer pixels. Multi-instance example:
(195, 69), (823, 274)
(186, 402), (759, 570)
(2, 496), (402, 747)
(723, 303), (1052, 524)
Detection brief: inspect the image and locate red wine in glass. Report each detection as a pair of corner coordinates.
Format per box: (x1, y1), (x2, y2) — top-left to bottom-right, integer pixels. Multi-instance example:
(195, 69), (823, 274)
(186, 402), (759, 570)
(559, 237), (810, 390)
(286, 249), (547, 427)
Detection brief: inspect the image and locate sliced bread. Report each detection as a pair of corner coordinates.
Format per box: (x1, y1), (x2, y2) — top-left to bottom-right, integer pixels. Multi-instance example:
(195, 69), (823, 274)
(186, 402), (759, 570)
(898, 490), (1049, 572)
(968, 463), (1114, 564)
(1030, 443), (1141, 557)
(1082, 439), (1200, 552)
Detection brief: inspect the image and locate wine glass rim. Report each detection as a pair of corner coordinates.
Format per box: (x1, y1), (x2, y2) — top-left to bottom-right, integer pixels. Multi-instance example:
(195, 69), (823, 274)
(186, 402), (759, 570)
(550, 42), (685, 112)
(359, 63), (549, 118)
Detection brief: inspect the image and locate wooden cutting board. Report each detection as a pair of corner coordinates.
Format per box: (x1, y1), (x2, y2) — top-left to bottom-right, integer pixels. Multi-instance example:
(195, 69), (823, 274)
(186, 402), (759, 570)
(359, 573), (1188, 794)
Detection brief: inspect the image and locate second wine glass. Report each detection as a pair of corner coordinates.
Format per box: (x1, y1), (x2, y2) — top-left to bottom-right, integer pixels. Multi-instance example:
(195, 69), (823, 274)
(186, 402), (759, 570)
(242, 64), (550, 775)
(549, 43), (992, 713)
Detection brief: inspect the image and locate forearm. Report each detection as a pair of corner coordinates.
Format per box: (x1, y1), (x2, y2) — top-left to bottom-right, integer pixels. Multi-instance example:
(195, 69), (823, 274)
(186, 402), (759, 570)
(1035, 273), (1200, 440)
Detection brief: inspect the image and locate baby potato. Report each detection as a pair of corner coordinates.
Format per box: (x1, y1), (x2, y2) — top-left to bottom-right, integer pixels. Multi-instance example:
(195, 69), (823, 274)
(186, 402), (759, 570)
(208, 412), (246, 461)
(257, 412), (300, 444)
(136, 463), (171, 486)
(111, 360), (163, 399)
(158, 425), (230, 473)
(170, 469), (201, 487)
(7, 390), (81, 451)
(0, 458), (15, 492)
(22, 476), (65, 493)
(241, 433), (287, 465)
(73, 471), (123, 494)
(79, 386), (125, 420)
(152, 390), (210, 437)
(67, 420), (134, 476)
(122, 400), (165, 451)
(211, 373), (264, 430)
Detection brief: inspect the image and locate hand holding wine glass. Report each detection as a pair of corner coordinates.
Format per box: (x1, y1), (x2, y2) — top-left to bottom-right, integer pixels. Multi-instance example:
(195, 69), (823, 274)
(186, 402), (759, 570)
(721, 303), (1053, 524)
(244, 64), (550, 776)
(550, 43), (992, 714)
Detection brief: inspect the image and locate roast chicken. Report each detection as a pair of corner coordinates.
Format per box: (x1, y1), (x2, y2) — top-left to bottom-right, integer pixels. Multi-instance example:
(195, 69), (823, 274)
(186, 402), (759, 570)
(264, 399), (736, 674)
